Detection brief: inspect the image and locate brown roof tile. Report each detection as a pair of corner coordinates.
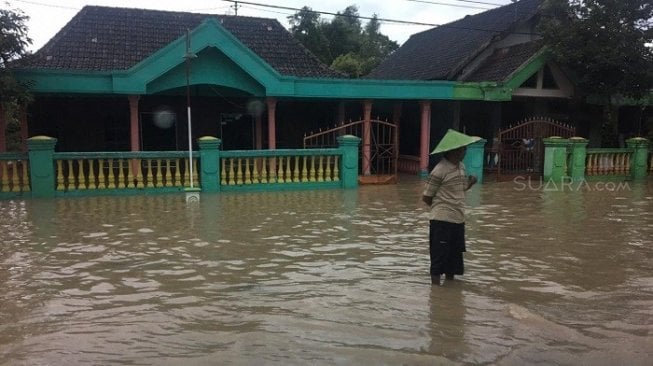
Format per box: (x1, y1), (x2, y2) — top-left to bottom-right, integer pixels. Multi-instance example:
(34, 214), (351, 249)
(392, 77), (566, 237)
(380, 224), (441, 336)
(20, 6), (341, 78)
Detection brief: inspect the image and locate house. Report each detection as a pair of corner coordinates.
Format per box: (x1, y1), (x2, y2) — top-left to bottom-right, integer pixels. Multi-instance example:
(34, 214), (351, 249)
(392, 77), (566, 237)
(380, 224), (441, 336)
(369, 0), (650, 152)
(7, 0), (648, 183)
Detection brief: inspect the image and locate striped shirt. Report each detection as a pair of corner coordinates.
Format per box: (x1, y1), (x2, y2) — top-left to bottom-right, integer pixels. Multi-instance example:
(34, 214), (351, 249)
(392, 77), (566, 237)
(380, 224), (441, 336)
(422, 158), (467, 223)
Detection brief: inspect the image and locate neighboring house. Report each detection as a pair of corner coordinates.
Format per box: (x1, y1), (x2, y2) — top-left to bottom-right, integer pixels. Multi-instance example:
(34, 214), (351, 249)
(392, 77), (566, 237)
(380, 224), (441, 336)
(369, 0), (650, 151)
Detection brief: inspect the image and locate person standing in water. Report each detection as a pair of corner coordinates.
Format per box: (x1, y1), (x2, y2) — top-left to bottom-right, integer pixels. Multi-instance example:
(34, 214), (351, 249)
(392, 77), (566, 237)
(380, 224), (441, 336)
(422, 129), (480, 286)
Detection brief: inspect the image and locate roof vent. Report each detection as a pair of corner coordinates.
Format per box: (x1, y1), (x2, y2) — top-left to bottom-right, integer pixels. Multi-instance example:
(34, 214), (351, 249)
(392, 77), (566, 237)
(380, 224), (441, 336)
(46, 55), (53, 61)
(91, 37), (98, 43)
(267, 26), (272, 31)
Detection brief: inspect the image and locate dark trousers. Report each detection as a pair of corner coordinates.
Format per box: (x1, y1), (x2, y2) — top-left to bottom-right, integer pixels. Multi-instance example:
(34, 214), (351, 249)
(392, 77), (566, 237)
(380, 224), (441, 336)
(429, 220), (465, 276)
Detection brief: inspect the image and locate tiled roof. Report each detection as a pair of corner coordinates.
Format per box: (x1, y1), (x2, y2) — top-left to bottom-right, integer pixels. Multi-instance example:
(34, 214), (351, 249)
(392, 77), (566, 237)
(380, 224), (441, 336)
(464, 41), (543, 82)
(19, 6), (341, 78)
(366, 0), (543, 80)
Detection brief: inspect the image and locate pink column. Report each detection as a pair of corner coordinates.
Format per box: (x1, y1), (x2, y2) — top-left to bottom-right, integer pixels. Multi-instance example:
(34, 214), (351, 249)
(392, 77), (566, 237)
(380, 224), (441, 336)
(128, 95), (141, 186)
(128, 95), (140, 151)
(266, 97), (277, 149)
(362, 100), (372, 175)
(419, 100), (432, 175)
(0, 104), (6, 152)
(19, 106), (29, 152)
(255, 115), (263, 150)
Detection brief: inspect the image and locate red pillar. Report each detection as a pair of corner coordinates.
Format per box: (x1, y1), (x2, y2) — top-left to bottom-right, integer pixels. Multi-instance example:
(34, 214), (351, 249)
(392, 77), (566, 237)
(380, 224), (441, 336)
(19, 106), (29, 152)
(362, 100), (372, 175)
(266, 97), (277, 149)
(419, 100), (432, 175)
(0, 104), (6, 153)
(128, 95), (140, 151)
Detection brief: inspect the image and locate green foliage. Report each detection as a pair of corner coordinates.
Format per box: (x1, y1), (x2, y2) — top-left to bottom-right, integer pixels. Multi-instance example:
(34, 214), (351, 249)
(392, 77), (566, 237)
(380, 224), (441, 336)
(1, 4), (32, 151)
(288, 5), (398, 78)
(538, 0), (653, 145)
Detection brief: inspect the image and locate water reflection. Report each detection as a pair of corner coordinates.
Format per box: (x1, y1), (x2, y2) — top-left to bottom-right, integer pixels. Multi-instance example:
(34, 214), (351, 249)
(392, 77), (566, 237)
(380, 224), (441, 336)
(1, 177), (652, 365)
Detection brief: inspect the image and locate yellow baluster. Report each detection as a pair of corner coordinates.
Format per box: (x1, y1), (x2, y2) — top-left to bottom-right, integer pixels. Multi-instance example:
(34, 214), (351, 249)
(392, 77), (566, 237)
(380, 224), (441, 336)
(88, 159), (97, 189)
(309, 156), (316, 182)
(146, 159), (154, 188)
(107, 159), (116, 189)
(75, 159), (86, 190)
(269, 157), (277, 183)
(277, 157), (285, 183)
(125, 159), (134, 188)
(174, 159), (182, 187)
(221, 159), (227, 185)
(135, 159), (144, 188)
(244, 158), (251, 184)
(260, 158), (268, 183)
(236, 158), (243, 185)
(21, 160), (30, 192)
(67, 160), (76, 190)
(333, 156), (340, 181)
(325, 156), (332, 182)
(117, 159), (126, 188)
(317, 156), (324, 182)
(55, 160), (65, 190)
(1, 161), (8, 192)
(293, 156), (300, 182)
(301, 156), (308, 182)
(155, 159), (163, 187)
(97, 159), (106, 189)
(165, 159), (173, 187)
(228, 158), (236, 185)
(183, 159), (190, 187)
(251, 159), (259, 184)
(193, 159), (199, 186)
(285, 156), (292, 183)
(11, 161), (20, 192)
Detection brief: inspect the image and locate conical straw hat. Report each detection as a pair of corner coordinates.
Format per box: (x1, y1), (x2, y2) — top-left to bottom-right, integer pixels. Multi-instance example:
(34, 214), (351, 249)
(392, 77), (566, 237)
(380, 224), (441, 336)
(431, 129), (481, 154)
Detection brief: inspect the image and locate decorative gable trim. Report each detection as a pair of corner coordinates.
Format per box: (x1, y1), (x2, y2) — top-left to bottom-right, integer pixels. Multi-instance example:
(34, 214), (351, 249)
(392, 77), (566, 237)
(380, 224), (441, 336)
(505, 51), (573, 98)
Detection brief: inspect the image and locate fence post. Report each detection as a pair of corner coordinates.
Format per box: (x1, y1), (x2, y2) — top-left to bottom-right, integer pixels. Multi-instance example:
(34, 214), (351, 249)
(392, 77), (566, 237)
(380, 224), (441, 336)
(543, 137), (569, 182)
(337, 135), (361, 189)
(27, 136), (57, 198)
(567, 137), (588, 182)
(626, 137), (650, 181)
(463, 138), (487, 183)
(198, 136), (222, 193)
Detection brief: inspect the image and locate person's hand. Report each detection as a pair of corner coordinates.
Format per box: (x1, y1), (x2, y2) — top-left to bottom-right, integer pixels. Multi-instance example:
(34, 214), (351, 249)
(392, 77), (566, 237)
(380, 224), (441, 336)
(468, 175), (477, 187)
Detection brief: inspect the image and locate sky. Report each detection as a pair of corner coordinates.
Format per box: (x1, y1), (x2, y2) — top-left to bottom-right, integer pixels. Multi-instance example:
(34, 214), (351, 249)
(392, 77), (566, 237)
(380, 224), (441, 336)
(7, 0), (515, 52)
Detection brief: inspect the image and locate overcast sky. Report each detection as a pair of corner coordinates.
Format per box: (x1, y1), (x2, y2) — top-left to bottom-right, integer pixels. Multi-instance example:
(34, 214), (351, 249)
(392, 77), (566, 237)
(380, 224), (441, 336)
(7, 0), (514, 51)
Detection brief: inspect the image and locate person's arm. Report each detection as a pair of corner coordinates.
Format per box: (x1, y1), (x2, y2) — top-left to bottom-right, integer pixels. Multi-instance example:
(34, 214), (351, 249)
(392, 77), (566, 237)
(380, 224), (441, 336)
(422, 195), (433, 206)
(465, 175), (477, 191)
(422, 171), (442, 206)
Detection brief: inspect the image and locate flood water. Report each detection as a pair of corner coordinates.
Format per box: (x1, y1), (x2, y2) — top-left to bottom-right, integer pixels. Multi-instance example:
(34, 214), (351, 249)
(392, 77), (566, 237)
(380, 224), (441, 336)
(1, 176), (652, 365)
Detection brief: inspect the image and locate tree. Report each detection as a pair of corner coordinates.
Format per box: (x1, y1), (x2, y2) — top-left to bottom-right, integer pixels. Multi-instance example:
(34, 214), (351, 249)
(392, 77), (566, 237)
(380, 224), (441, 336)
(288, 5), (398, 78)
(539, 0), (653, 146)
(288, 6), (332, 64)
(1, 4), (33, 150)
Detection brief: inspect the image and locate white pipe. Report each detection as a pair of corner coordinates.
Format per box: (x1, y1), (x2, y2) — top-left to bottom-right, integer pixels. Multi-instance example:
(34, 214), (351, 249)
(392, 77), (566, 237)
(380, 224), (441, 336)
(187, 106), (193, 188)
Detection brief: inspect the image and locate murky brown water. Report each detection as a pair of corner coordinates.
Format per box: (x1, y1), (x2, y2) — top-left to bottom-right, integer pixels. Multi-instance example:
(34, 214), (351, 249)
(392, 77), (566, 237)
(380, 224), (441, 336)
(1, 177), (652, 365)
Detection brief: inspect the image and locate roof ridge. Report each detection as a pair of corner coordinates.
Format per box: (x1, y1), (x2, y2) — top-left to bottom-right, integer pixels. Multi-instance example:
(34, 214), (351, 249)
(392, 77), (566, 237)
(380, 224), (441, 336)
(409, 0), (543, 39)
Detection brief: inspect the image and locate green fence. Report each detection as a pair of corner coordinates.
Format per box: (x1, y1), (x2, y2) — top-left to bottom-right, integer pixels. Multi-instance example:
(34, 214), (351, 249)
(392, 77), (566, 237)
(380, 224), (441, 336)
(0, 135), (362, 199)
(543, 137), (651, 182)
